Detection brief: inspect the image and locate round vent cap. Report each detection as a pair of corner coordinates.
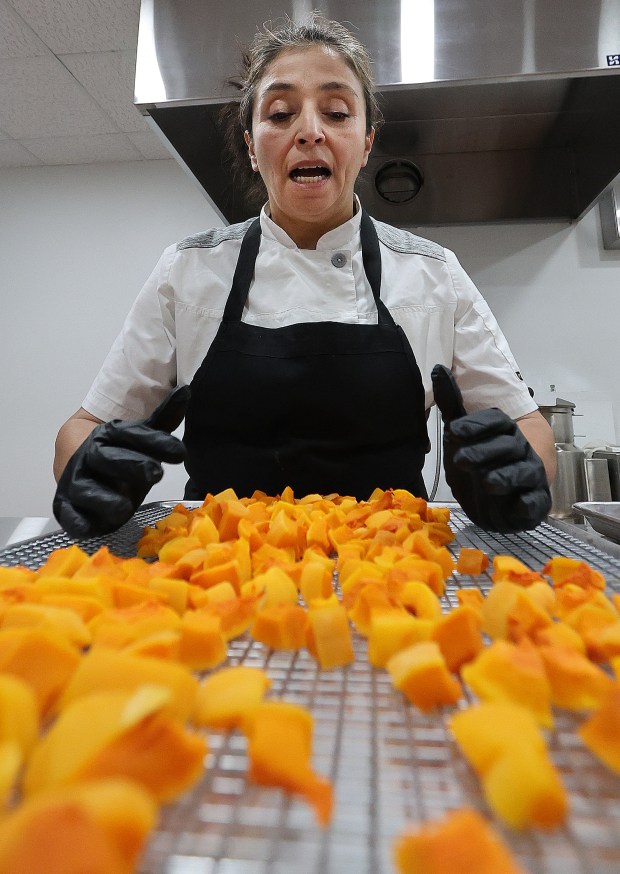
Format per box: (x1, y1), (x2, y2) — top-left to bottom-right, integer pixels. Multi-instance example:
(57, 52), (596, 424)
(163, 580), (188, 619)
(374, 160), (423, 204)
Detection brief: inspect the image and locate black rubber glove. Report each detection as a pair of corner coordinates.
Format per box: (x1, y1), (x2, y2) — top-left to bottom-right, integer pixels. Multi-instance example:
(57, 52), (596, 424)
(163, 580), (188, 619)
(431, 365), (551, 533)
(53, 385), (191, 539)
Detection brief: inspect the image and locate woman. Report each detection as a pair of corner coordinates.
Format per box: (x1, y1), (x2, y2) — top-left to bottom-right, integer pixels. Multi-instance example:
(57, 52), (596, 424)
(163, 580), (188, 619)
(53, 14), (554, 538)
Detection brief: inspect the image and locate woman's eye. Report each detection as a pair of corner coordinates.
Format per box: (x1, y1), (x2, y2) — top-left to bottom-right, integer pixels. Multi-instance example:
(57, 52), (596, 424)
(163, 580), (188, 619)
(269, 111), (291, 122)
(327, 111), (349, 120)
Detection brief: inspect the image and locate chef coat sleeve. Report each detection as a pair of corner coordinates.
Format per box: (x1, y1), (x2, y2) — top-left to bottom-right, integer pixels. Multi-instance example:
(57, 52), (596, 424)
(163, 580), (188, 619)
(82, 245), (178, 422)
(444, 249), (538, 421)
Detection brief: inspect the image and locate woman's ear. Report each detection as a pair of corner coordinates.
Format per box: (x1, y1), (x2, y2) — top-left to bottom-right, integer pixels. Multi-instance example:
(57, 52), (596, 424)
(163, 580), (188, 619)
(361, 126), (375, 169)
(244, 130), (259, 172)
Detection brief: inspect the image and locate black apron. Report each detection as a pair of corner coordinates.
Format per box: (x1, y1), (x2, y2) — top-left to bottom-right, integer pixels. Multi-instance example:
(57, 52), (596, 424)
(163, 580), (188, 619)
(183, 211), (429, 501)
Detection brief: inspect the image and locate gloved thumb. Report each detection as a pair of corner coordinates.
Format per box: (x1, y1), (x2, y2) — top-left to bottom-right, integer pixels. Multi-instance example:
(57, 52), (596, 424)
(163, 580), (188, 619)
(431, 364), (467, 425)
(143, 385), (191, 433)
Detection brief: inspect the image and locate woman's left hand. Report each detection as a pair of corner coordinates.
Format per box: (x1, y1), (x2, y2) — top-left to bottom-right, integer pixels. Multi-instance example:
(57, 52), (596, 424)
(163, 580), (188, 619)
(431, 365), (551, 533)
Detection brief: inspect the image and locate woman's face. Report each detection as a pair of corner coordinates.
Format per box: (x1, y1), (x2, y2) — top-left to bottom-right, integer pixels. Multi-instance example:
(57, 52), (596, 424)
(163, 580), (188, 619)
(245, 45), (374, 244)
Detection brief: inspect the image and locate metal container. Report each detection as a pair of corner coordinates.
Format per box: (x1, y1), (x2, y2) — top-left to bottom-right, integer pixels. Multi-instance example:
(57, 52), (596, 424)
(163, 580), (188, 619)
(538, 399), (577, 444)
(584, 458), (613, 502)
(592, 449), (620, 501)
(549, 443), (587, 519)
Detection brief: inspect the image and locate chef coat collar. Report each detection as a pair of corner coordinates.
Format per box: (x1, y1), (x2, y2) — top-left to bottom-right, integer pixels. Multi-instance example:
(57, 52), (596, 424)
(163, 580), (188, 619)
(260, 196), (362, 251)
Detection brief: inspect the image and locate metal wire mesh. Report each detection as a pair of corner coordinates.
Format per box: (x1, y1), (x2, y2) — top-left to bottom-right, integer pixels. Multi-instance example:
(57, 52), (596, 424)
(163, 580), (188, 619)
(3, 506), (620, 873)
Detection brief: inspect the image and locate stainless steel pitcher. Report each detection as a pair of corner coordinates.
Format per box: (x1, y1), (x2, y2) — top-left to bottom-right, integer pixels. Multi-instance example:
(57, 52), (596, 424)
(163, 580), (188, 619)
(539, 399), (587, 519)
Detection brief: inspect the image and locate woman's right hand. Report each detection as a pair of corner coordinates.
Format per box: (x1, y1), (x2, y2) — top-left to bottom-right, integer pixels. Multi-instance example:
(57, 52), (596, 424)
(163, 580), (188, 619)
(53, 386), (190, 538)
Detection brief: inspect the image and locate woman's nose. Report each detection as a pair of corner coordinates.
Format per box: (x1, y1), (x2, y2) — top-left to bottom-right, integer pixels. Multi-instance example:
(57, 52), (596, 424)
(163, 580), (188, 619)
(295, 110), (325, 145)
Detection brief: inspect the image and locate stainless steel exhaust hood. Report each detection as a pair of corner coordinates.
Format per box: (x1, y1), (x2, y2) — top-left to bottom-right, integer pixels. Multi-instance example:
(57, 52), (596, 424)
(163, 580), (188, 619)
(135, 0), (620, 226)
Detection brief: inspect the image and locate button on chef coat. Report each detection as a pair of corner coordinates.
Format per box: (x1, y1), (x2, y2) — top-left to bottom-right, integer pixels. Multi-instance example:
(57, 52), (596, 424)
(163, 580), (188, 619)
(82, 200), (537, 425)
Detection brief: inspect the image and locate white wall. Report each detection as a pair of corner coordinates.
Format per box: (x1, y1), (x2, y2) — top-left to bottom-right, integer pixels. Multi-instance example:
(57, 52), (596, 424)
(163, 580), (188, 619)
(1, 158), (619, 516)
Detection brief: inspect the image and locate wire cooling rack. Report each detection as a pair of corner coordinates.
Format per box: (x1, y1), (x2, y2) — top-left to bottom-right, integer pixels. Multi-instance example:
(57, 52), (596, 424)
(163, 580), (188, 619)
(3, 506), (620, 874)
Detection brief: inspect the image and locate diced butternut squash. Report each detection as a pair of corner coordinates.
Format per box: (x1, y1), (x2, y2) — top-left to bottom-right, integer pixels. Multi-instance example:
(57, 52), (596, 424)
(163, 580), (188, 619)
(177, 611), (227, 671)
(543, 556), (605, 591)
(367, 609), (434, 668)
(394, 807), (527, 874)
(1, 603), (91, 649)
(578, 686), (620, 774)
(0, 627), (80, 717)
(432, 605), (484, 673)
(193, 666), (271, 729)
(307, 598), (354, 670)
(456, 548), (489, 576)
(242, 701), (333, 826)
(461, 639), (553, 728)
(24, 685), (207, 803)
(387, 642), (462, 712)
(0, 778), (157, 874)
(450, 702), (567, 829)
(59, 648), (199, 720)
(492, 556), (545, 586)
(251, 604), (309, 650)
(538, 644), (613, 711)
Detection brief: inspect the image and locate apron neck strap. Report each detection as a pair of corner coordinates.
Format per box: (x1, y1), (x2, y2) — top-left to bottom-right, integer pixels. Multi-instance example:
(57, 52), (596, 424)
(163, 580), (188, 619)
(223, 218), (262, 322)
(223, 211), (394, 327)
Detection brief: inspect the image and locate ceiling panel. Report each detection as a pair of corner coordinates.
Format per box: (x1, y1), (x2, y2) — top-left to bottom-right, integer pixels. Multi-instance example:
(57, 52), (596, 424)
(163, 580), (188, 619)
(20, 132), (143, 164)
(6, 0), (141, 54)
(0, 0), (49, 58)
(0, 0), (168, 168)
(0, 55), (123, 139)
(60, 49), (148, 133)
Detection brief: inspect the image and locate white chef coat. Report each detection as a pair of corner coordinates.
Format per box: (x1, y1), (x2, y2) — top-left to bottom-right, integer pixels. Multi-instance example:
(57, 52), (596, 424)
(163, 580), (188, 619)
(82, 203), (537, 424)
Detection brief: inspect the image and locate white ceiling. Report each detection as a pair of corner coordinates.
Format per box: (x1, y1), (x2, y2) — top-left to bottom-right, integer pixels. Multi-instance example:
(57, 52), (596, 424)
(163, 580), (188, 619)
(0, 0), (172, 168)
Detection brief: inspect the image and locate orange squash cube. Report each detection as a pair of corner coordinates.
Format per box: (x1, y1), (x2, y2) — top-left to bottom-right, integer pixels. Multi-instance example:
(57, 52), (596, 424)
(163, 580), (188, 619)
(251, 603), (309, 650)
(307, 598), (354, 669)
(432, 605), (484, 673)
(0, 627), (80, 717)
(242, 701), (333, 826)
(59, 648), (199, 721)
(450, 702), (567, 829)
(177, 611), (227, 671)
(387, 642), (462, 711)
(394, 807), (527, 874)
(578, 686), (620, 773)
(461, 639), (553, 727)
(367, 609), (434, 668)
(193, 666), (271, 730)
(25, 686), (207, 803)
(0, 778), (157, 874)
(456, 548), (489, 576)
(543, 556), (605, 590)
(537, 643), (613, 711)
(492, 555), (545, 586)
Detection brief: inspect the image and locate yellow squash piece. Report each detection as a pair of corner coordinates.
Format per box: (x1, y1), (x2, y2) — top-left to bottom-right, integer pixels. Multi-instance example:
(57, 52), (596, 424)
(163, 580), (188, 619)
(58, 648), (199, 720)
(251, 603), (309, 650)
(307, 597), (354, 669)
(394, 807), (527, 874)
(387, 642), (462, 712)
(25, 685), (207, 803)
(367, 609), (434, 668)
(0, 626), (80, 717)
(461, 638), (553, 727)
(242, 701), (333, 826)
(450, 702), (567, 829)
(0, 778), (157, 874)
(578, 686), (620, 773)
(431, 605), (484, 673)
(193, 666), (271, 729)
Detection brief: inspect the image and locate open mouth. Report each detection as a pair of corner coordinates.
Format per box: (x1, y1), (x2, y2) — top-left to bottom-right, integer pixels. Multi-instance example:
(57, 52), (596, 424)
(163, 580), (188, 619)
(290, 166), (331, 184)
